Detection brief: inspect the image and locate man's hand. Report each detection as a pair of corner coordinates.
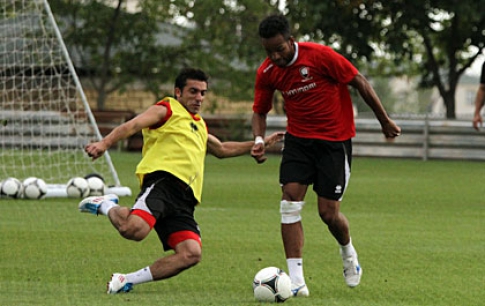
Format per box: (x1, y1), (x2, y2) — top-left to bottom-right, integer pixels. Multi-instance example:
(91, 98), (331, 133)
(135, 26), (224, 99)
(264, 131), (285, 148)
(251, 141), (266, 164)
(381, 119), (401, 139)
(251, 132), (285, 164)
(85, 141), (108, 160)
(473, 114), (483, 131)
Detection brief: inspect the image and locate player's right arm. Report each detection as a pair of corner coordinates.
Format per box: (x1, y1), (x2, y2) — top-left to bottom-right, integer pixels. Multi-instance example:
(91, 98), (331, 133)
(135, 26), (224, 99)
(86, 104), (168, 160)
(251, 112), (269, 163)
(251, 65), (275, 163)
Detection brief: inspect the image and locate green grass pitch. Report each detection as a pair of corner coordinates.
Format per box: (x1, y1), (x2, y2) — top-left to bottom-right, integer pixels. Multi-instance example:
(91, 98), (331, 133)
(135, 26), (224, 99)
(0, 152), (483, 305)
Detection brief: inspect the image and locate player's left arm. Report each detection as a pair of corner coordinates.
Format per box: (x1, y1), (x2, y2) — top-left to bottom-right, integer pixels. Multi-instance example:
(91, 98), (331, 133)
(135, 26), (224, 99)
(349, 73), (401, 139)
(207, 132), (284, 159)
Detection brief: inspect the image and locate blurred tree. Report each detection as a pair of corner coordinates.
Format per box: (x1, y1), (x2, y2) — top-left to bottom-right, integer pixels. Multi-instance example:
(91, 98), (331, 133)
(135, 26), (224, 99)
(286, 0), (485, 118)
(50, 0), (284, 109)
(50, 0), (187, 109)
(162, 0), (282, 101)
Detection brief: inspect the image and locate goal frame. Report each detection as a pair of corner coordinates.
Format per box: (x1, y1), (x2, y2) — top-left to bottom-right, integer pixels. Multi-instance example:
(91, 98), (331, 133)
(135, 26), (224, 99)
(0, 0), (131, 197)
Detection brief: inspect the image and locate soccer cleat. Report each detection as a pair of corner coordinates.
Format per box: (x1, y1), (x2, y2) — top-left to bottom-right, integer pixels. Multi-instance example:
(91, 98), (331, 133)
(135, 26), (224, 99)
(107, 273), (133, 294)
(78, 194), (119, 215)
(291, 283), (310, 297)
(342, 255), (362, 288)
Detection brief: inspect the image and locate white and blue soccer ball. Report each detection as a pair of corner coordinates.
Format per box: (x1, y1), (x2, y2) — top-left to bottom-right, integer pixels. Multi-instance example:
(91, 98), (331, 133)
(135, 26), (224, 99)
(66, 177), (90, 198)
(1, 177), (23, 198)
(253, 267), (292, 303)
(85, 174), (107, 196)
(22, 177), (48, 199)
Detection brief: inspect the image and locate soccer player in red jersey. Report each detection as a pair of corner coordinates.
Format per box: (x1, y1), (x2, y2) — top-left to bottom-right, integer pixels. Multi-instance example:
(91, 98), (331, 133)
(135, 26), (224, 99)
(250, 14), (401, 297)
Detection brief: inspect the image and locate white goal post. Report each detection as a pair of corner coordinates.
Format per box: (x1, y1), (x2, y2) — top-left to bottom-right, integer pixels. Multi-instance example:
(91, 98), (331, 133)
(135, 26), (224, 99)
(0, 0), (131, 197)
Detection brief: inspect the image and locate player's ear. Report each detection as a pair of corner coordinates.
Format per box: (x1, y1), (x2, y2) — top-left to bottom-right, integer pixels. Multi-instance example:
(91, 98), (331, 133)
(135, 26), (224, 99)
(174, 87), (182, 100)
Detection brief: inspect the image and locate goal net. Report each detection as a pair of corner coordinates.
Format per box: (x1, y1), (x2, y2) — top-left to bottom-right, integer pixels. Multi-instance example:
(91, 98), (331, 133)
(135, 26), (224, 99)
(0, 0), (131, 197)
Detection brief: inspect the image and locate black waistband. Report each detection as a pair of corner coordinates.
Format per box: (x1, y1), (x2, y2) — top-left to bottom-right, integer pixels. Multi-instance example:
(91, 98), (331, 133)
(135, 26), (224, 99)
(143, 171), (189, 190)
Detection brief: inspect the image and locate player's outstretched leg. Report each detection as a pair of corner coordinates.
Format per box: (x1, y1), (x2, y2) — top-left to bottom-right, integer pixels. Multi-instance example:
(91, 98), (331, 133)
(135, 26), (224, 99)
(78, 194), (119, 215)
(107, 273), (133, 294)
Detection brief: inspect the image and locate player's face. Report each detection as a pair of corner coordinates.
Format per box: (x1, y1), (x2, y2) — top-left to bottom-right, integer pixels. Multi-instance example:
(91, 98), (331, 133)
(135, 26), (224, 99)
(176, 79), (208, 114)
(261, 34), (295, 67)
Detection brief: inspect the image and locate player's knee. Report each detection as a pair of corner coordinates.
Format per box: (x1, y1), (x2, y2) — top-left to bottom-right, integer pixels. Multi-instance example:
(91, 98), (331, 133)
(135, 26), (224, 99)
(318, 206), (340, 225)
(318, 210), (335, 225)
(176, 241), (202, 268)
(171, 232), (203, 267)
(183, 248), (202, 267)
(280, 200), (305, 224)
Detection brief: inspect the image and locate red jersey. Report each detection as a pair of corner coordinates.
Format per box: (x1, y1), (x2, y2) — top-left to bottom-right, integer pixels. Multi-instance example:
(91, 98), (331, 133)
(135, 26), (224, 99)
(253, 42), (358, 141)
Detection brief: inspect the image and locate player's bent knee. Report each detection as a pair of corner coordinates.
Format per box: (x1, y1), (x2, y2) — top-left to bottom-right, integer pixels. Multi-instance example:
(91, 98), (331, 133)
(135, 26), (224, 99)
(172, 235), (203, 267)
(318, 200), (341, 224)
(319, 210), (338, 225)
(183, 247), (202, 267)
(280, 200), (305, 224)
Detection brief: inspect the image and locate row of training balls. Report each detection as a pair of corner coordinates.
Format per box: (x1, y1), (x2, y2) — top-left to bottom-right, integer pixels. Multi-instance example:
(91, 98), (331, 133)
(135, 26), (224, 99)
(0, 177), (47, 199)
(66, 175), (107, 198)
(0, 174), (107, 200)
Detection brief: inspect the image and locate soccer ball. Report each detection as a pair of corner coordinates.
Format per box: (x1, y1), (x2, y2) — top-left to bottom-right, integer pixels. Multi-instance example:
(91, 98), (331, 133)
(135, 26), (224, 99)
(66, 177), (90, 198)
(253, 267), (292, 303)
(1, 177), (23, 198)
(85, 174), (107, 196)
(22, 177), (48, 199)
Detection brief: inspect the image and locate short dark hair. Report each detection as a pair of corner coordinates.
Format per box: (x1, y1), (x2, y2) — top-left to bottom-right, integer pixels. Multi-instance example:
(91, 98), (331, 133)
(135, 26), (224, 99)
(258, 14), (291, 40)
(174, 67), (209, 91)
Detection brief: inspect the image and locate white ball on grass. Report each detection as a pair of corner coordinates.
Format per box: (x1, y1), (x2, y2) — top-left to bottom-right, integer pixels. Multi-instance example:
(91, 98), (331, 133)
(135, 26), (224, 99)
(85, 175), (107, 196)
(22, 177), (48, 199)
(66, 177), (90, 198)
(1, 177), (23, 199)
(253, 267), (292, 303)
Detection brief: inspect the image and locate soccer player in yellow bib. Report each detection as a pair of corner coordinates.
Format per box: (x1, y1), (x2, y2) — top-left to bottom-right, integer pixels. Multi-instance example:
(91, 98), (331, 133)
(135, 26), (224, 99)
(79, 67), (284, 294)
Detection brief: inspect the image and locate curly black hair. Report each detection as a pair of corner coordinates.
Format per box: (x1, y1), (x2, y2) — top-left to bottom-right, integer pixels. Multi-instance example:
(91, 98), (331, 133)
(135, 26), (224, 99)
(258, 14), (291, 40)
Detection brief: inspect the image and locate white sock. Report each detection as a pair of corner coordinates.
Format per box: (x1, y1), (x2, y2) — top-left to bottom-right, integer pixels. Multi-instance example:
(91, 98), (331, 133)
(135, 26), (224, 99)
(287, 258), (305, 285)
(98, 200), (119, 216)
(126, 266), (153, 285)
(340, 238), (357, 258)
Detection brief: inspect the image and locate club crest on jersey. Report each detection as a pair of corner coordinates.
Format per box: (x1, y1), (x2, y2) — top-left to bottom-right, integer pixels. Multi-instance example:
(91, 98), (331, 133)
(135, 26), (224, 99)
(190, 122), (199, 133)
(299, 66), (313, 81)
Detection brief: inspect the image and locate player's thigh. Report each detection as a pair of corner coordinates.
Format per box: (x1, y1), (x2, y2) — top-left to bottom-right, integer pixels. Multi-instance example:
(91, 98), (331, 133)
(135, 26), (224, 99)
(155, 213), (201, 252)
(279, 133), (315, 186)
(313, 139), (351, 200)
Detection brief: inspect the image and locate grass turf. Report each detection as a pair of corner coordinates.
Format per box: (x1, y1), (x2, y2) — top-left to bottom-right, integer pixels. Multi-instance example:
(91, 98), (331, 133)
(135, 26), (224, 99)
(0, 152), (483, 305)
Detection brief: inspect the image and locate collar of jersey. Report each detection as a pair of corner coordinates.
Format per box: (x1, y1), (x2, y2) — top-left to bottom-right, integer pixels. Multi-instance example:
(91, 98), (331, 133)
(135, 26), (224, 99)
(286, 42), (299, 67)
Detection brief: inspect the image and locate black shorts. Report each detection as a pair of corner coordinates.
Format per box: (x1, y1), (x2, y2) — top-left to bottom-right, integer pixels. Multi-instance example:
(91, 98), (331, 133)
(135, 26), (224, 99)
(279, 133), (352, 201)
(136, 171), (200, 251)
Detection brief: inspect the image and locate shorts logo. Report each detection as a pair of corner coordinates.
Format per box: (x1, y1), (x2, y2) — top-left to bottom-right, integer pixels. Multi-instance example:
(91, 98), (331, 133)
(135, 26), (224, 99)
(335, 185), (342, 194)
